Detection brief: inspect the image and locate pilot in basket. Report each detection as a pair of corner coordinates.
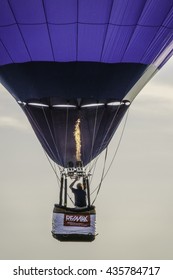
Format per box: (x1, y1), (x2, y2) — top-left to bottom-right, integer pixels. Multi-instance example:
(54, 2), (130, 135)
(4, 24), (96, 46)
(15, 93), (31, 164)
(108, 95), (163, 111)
(52, 161), (96, 242)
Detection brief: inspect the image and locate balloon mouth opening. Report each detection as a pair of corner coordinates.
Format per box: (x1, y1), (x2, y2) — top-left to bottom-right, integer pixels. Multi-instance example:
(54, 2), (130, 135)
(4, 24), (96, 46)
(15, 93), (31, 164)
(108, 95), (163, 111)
(17, 100), (131, 108)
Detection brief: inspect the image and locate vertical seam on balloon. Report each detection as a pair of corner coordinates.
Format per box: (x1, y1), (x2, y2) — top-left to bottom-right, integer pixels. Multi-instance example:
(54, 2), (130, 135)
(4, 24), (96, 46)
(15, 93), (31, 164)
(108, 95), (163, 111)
(89, 106), (99, 164)
(42, 107), (63, 166)
(7, 0), (32, 61)
(24, 106), (57, 163)
(101, 0), (129, 62)
(76, 0), (79, 61)
(80, 111), (84, 165)
(140, 5), (173, 65)
(120, 0), (148, 63)
(158, 46), (173, 69)
(95, 105), (120, 158)
(88, 106), (106, 166)
(0, 39), (14, 63)
(49, 107), (66, 167)
(42, 0), (55, 61)
(100, 0), (114, 62)
(87, 106), (106, 172)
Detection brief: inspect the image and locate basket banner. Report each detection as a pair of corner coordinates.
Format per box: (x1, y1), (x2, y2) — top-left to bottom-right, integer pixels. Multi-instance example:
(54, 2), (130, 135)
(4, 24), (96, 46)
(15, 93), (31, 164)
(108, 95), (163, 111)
(52, 212), (96, 235)
(64, 214), (90, 227)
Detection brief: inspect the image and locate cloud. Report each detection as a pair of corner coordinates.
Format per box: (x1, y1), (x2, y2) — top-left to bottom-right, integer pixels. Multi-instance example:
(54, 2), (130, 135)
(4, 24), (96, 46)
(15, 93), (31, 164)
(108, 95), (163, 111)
(0, 116), (29, 131)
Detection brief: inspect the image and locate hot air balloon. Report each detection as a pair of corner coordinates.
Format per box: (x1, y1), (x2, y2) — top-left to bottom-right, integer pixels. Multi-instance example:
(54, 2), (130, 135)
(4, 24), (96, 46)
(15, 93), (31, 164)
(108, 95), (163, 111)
(1, 0), (173, 241)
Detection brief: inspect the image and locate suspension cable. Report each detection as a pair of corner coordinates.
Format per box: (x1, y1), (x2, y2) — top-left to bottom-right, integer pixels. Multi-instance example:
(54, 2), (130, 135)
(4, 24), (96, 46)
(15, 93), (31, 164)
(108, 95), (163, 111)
(90, 107), (130, 199)
(84, 104), (124, 196)
(86, 106), (106, 175)
(88, 104), (120, 175)
(102, 107), (130, 181)
(85, 104), (120, 188)
(25, 103), (129, 205)
(92, 147), (108, 204)
(44, 152), (75, 204)
(86, 152), (103, 186)
(43, 151), (61, 184)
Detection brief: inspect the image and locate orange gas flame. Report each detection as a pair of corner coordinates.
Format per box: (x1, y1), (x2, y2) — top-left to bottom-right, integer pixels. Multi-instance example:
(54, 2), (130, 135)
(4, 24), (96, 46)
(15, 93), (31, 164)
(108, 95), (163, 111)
(74, 118), (81, 161)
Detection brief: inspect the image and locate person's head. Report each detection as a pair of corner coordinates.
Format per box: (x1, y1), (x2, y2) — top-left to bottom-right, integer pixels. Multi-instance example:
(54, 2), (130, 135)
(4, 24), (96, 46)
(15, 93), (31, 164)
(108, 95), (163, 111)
(77, 183), (83, 190)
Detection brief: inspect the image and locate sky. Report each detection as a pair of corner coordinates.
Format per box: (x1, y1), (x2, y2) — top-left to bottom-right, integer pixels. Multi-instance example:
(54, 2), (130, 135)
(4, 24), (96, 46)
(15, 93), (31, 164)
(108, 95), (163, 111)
(0, 58), (173, 260)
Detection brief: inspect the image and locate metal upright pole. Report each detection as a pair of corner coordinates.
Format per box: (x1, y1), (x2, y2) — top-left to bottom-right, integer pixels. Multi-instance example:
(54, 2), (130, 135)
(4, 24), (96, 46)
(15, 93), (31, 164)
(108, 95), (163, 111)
(59, 175), (64, 206)
(64, 176), (67, 207)
(86, 176), (91, 207)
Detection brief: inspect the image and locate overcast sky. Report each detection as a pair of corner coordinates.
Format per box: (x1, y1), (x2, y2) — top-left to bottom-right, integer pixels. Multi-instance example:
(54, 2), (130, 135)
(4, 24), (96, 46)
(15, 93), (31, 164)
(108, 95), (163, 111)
(0, 58), (173, 260)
